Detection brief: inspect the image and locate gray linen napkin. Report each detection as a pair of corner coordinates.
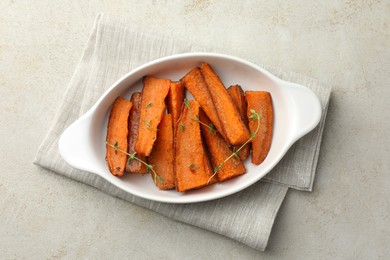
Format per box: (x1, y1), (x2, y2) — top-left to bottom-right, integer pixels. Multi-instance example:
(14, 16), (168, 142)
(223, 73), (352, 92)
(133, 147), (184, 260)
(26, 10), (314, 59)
(34, 14), (331, 251)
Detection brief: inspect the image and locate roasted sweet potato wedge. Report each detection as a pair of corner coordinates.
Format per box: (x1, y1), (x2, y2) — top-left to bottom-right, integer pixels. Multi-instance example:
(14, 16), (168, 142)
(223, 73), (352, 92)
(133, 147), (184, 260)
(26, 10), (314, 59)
(227, 85), (250, 160)
(181, 67), (226, 140)
(149, 114), (175, 190)
(175, 100), (217, 192)
(134, 76), (170, 156)
(166, 81), (185, 134)
(106, 97), (132, 176)
(125, 92), (147, 173)
(200, 63), (250, 145)
(199, 110), (246, 182)
(246, 91), (273, 165)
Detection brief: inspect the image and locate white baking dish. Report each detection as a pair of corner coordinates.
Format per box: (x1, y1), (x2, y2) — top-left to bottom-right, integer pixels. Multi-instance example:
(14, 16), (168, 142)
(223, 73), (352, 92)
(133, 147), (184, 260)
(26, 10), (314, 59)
(59, 53), (321, 203)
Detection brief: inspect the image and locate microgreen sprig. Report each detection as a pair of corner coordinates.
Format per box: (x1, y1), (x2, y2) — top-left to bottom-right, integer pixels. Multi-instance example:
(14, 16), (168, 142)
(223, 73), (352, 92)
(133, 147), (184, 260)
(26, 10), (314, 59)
(106, 141), (164, 184)
(206, 109), (261, 184)
(184, 99), (190, 107)
(192, 115), (217, 134)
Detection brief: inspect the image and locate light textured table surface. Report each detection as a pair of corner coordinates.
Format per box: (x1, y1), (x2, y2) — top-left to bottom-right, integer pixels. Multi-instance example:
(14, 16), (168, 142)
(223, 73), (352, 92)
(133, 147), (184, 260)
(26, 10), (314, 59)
(1, 1), (389, 259)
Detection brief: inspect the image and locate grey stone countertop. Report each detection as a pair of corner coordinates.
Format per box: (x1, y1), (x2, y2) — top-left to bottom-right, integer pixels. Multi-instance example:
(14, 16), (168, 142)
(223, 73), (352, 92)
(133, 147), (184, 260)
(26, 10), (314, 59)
(1, 1), (389, 259)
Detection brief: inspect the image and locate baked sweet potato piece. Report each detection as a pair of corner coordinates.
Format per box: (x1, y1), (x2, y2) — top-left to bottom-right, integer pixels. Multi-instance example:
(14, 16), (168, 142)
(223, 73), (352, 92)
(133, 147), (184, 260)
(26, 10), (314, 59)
(134, 76), (170, 156)
(149, 114), (175, 190)
(246, 91), (273, 165)
(106, 97), (132, 176)
(125, 92), (147, 173)
(166, 81), (185, 134)
(200, 63), (250, 145)
(181, 67), (226, 140)
(227, 85), (250, 161)
(199, 110), (246, 182)
(175, 100), (217, 192)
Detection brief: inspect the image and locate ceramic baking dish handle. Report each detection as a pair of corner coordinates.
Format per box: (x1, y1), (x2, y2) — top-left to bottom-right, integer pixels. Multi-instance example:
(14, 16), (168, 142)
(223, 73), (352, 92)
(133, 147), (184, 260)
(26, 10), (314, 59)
(58, 112), (101, 174)
(285, 83), (322, 143)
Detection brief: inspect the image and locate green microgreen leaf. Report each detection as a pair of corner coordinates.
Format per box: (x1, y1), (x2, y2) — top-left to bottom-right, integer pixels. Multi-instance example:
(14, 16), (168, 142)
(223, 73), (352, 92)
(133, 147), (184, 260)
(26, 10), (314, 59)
(249, 109), (260, 120)
(113, 141), (119, 154)
(208, 123), (216, 134)
(179, 123), (185, 132)
(154, 174), (164, 183)
(144, 120), (152, 130)
(189, 163), (200, 172)
(184, 99), (190, 107)
(146, 164), (153, 172)
(145, 103), (153, 108)
(127, 153), (136, 164)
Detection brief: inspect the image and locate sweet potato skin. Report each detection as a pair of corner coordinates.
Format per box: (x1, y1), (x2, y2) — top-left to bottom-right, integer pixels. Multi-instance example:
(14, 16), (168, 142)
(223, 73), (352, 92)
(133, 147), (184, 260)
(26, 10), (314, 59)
(199, 110), (246, 182)
(227, 85), (250, 161)
(200, 63), (250, 145)
(149, 114), (175, 190)
(175, 100), (217, 192)
(166, 81), (185, 134)
(134, 76), (170, 156)
(125, 92), (147, 173)
(106, 97), (132, 176)
(181, 67), (226, 141)
(246, 91), (273, 165)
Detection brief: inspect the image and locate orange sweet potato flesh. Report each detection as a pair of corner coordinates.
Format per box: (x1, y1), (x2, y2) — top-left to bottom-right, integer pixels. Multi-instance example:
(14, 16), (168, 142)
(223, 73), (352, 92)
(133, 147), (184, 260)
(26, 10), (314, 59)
(106, 97), (132, 176)
(200, 63), (250, 145)
(149, 114), (175, 190)
(134, 76), (170, 156)
(199, 110), (246, 182)
(175, 100), (217, 192)
(125, 92), (147, 173)
(166, 81), (185, 134)
(246, 91), (273, 165)
(227, 85), (250, 161)
(181, 67), (226, 141)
